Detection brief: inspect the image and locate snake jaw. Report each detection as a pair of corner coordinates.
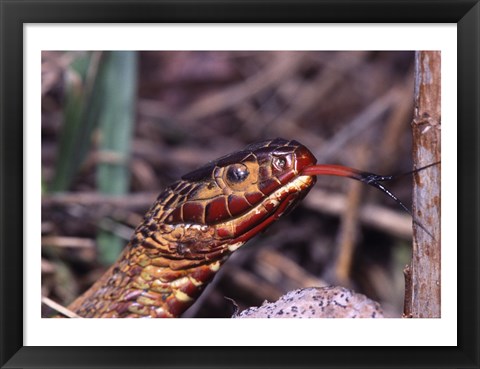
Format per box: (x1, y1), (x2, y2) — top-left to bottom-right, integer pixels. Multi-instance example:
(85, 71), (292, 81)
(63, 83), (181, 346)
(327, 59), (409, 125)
(215, 174), (316, 246)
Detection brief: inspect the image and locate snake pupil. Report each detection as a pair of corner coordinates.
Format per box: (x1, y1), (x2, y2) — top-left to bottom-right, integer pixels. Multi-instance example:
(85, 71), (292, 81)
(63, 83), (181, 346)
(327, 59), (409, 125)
(226, 164), (249, 183)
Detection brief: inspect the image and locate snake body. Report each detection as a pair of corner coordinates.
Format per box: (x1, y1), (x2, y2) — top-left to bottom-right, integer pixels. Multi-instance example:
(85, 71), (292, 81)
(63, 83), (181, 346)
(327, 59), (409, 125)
(68, 138), (317, 317)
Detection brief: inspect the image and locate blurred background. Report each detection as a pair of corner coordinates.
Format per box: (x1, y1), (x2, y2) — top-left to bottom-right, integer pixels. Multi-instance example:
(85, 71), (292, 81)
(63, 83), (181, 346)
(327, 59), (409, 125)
(41, 51), (416, 318)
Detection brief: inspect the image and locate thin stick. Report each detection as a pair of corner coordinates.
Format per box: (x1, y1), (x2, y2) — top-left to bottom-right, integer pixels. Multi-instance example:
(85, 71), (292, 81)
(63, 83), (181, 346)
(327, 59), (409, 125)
(41, 296), (82, 318)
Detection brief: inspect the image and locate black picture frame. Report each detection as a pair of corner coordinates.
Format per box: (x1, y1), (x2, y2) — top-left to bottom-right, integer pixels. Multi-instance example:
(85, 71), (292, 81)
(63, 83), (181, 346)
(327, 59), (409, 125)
(1, 1), (478, 368)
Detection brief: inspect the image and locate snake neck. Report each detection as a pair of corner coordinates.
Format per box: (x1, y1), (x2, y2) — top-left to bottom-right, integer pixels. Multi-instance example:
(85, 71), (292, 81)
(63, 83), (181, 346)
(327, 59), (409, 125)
(68, 233), (234, 318)
(68, 195), (237, 318)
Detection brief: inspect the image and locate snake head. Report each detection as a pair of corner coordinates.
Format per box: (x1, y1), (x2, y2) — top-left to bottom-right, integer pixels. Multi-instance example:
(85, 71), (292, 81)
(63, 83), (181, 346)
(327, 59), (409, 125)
(161, 138), (317, 246)
(69, 139), (319, 318)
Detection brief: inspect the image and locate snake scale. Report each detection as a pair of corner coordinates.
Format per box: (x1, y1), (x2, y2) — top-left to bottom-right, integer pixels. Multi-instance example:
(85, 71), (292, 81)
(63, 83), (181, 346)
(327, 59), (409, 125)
(66, 137), (422, 318)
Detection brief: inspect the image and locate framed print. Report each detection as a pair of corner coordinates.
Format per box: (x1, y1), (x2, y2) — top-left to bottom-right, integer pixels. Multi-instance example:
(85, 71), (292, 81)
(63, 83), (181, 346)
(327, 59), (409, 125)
(1, 1), (479, 368)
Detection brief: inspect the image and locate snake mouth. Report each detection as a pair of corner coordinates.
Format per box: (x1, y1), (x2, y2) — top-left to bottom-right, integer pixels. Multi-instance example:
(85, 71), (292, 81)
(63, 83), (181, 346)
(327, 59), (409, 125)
(214, 174), (316, 245)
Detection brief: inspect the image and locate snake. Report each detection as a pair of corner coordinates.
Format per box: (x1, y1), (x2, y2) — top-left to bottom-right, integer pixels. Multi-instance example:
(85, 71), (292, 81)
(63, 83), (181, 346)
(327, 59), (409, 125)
(65, 138), (418, 318)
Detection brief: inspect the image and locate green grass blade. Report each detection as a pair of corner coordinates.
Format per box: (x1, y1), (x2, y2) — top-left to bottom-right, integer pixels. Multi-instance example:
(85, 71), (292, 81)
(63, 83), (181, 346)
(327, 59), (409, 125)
(96, 51), (137, 265)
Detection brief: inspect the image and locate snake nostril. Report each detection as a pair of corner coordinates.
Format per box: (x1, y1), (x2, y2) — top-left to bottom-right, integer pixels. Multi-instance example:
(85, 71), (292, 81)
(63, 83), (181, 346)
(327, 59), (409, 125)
(272, 156), (287, 170)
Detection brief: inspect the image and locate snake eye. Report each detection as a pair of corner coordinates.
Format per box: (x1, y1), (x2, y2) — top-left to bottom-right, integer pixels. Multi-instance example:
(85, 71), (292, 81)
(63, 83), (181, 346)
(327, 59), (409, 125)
(272, 156), (287, 171)
(226, 163), (249, 183)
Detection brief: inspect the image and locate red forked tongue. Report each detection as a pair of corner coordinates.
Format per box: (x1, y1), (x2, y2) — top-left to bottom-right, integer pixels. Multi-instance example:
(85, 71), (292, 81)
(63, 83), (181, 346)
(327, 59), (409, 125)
(300, 162), (439, 238)
(301, 164), (406, 210)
